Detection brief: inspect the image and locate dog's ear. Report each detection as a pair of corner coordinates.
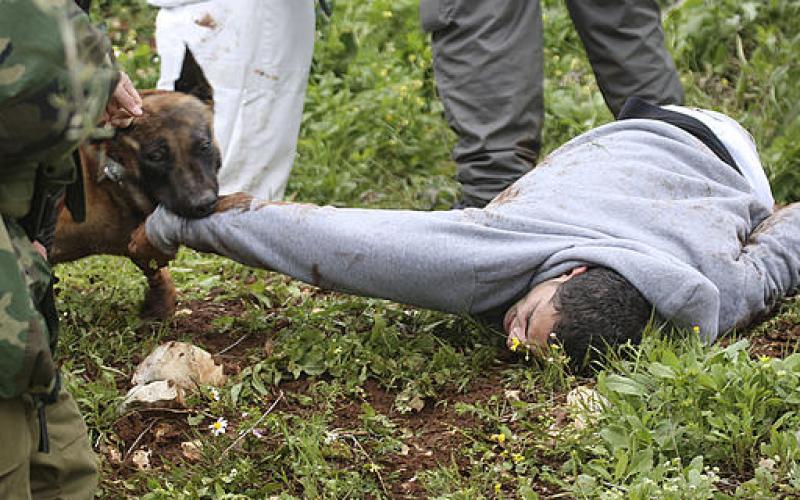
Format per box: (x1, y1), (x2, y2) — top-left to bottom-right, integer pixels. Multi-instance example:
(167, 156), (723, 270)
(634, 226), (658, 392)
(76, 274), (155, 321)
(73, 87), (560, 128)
(174, 47), (214, 107)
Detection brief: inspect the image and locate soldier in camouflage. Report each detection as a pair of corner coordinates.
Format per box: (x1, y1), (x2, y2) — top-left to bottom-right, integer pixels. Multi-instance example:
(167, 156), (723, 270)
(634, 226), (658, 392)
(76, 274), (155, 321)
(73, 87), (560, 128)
(0, 1), (140, 497)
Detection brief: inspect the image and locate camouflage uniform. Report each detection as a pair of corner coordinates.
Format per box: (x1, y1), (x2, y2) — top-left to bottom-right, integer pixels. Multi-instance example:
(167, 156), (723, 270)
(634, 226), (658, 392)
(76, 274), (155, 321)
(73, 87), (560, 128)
(0, 1), (117, 497)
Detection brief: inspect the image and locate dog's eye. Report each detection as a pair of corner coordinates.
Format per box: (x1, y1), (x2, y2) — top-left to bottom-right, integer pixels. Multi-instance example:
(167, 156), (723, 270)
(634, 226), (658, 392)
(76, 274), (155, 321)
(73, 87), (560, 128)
(145, 147), (168, 163)
(197, 139), (212, 153)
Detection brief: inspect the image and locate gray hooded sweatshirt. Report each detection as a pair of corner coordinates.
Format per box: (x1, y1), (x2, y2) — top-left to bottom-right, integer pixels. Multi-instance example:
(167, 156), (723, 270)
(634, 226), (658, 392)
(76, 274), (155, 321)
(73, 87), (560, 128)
(145, 119), (800, 342)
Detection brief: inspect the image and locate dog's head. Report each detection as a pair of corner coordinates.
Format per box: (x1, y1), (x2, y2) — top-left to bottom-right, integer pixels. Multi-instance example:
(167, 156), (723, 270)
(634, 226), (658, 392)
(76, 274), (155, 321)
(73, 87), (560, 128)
(103, 49), (221, 218)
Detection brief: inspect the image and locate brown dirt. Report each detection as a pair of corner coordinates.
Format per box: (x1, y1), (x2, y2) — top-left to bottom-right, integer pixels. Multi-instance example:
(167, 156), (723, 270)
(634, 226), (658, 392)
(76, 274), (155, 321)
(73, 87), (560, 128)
(740, 324), (800, 358)
(720, 304), (800, 358)
(109, 409), (193, 474)
(110, 297), (562, 498)
(164, 296), (279, 375)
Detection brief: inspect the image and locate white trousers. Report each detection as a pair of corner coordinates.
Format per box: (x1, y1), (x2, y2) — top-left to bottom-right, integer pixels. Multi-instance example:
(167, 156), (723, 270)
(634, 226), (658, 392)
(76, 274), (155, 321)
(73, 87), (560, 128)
(150, 0), (315, 199)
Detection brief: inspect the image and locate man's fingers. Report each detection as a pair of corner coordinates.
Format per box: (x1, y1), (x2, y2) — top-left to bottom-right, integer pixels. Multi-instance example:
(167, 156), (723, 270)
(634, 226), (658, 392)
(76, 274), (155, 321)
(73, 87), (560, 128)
(114, 86), (142, 116)
(32, 240), (47, 260)
(108, 111), (134, 128)
(507, 312), (529, 349)
(215, 192), (255, 213)
(128, 223), (175, 269)
(112, 72), (143, 117)
(120, 74), (143, 113)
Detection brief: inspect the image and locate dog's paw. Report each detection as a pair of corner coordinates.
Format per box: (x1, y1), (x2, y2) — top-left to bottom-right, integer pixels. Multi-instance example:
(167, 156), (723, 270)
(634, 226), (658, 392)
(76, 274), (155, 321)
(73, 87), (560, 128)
(215, 192), (255, 213)
(128, 223), (175, 270)
(141, 268), (177, 320)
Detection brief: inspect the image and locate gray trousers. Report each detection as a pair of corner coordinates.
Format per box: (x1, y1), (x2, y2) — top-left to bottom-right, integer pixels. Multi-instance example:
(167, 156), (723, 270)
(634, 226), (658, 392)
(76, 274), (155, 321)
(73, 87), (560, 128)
(420, 0), (685, 206)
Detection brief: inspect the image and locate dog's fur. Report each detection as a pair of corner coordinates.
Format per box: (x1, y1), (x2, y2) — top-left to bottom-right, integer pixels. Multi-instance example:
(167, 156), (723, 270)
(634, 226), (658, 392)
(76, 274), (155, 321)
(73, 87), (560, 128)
(51, 51), (220, 319)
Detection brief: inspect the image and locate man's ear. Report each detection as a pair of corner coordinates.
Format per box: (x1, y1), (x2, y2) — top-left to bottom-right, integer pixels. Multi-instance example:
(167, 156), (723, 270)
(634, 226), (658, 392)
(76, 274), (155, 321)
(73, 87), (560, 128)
(566, 266), (589, 279)
(174, 47), (214, 108)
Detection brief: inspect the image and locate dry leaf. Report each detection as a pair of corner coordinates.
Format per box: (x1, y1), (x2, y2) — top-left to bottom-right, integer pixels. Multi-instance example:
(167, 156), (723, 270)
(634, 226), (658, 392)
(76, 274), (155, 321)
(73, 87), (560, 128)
(181, 440), (203, 462)
(98, 442), (122, 465)
(409, 396), (425, 412)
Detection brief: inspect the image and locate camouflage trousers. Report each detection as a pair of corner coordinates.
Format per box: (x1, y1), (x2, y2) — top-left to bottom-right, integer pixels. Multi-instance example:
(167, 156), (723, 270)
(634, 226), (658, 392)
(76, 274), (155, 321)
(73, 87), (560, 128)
(0, 217), (97, 498)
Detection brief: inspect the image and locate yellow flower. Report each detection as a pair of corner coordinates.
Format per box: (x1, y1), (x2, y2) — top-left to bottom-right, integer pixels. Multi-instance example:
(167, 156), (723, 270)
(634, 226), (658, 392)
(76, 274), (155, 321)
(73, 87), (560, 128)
(494, 482), (502, 494)
(512, 453), (524, 463)
(382, 10), (393, 18)
(692, 325), (700, 334)
(509, 337), (521, 352)
(490, 433), (506, 444)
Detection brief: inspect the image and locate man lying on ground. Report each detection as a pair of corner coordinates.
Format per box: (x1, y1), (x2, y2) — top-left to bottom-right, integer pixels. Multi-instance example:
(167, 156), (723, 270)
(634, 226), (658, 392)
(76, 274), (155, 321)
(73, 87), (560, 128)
(129, 98), (800, 368)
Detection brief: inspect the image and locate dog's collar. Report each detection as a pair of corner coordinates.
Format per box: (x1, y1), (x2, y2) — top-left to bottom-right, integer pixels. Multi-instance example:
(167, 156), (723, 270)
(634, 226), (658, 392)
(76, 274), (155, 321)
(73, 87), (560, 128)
(98, 156), (126, 186)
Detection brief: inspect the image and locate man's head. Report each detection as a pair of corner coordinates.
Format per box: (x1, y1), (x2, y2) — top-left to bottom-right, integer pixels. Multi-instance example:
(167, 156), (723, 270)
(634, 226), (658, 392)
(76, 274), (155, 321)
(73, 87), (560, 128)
(505, 267), (651, 369)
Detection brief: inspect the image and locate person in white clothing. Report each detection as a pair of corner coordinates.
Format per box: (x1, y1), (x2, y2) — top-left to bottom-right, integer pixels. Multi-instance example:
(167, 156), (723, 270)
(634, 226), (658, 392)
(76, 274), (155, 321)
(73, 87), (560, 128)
(148, 0), (315, 199)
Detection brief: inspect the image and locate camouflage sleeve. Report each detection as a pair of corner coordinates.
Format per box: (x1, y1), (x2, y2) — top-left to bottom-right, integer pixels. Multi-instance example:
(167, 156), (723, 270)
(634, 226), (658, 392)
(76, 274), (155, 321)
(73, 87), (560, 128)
(0, 217), (56, 399)
(0, 0), (118, 218)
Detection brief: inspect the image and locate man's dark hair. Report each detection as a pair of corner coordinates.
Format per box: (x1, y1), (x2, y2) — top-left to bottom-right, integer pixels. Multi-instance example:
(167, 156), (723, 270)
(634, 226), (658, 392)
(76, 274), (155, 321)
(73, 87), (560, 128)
(551, 267), (651, 370)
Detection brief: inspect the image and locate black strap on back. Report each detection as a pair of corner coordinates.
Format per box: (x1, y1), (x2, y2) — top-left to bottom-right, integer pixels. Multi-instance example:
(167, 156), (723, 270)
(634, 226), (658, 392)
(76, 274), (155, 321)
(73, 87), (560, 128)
(618, 97), (741, 175)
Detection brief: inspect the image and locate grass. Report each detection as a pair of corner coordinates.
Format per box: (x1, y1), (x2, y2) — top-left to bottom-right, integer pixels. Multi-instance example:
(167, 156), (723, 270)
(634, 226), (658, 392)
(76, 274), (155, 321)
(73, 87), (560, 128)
(51, 0), (800, 497)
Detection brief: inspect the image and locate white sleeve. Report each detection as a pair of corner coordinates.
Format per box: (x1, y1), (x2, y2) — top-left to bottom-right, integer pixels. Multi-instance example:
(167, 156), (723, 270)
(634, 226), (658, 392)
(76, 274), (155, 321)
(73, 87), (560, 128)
(147, 0), (207, 8)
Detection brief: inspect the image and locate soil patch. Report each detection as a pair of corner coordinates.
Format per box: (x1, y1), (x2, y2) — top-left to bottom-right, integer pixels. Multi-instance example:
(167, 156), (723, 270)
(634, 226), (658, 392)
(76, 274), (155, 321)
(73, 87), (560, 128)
(109, 409), (194, 475)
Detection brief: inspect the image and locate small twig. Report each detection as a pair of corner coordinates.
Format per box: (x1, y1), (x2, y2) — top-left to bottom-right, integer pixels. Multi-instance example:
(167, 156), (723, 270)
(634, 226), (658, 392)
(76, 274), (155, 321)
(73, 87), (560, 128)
(217, 333), (251, 355)
(121, 407), (196, 416)
(347, 434), (389, 497)
(221, 391), (284, 457)
(124, 419), (157, 461)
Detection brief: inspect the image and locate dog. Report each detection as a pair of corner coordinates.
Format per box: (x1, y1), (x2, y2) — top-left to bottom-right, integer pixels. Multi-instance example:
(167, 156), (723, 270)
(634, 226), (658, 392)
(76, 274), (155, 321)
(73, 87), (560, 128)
(51, 50), (220, 319)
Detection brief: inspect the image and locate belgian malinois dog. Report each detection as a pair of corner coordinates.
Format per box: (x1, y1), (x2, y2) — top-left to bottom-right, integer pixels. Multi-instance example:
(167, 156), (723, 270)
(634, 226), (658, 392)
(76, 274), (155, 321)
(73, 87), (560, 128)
(51, 50), (220, 319)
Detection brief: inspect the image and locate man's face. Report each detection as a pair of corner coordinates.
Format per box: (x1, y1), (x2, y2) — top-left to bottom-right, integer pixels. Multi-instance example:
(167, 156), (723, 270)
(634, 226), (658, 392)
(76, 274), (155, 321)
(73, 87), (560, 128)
(504, 267), (587, 351)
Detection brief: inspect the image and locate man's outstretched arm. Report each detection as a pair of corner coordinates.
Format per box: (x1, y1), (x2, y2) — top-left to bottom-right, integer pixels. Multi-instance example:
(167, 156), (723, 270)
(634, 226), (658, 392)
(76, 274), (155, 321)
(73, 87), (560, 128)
(722, 203), (800, 333)
(131, 194), (538, 317)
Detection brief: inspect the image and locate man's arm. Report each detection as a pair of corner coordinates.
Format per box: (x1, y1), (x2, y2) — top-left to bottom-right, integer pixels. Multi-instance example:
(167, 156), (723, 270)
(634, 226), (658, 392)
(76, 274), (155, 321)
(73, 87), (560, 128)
(721, 203), (800, 333)
(139, 198), (484, 314)
(134, 196), (545, 317)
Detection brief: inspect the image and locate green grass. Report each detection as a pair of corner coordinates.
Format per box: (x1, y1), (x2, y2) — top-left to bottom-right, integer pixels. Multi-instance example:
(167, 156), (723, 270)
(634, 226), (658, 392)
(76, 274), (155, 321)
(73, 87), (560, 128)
(52, 0), (800, 497)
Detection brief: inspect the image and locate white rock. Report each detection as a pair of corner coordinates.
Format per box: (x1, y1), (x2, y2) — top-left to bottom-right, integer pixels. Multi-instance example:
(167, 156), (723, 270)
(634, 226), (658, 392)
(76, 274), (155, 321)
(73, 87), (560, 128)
(131, 449), (152, 470)
(132, 341), (226, 389)
(120, 380), (185, 413)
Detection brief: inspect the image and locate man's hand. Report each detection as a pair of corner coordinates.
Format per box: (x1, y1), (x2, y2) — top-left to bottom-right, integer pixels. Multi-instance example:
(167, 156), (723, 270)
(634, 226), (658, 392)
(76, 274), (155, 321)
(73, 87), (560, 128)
(103, 71), (143, 128)
(215, 192), (255, 213)
(128, 193), (256, 270)
(128, 222), (175, 270)
(32, 240), (47, 260)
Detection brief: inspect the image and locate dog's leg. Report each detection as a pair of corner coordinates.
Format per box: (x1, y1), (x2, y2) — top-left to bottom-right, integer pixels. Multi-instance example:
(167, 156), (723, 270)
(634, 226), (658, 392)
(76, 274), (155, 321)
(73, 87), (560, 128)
(134, 262), (177, 320)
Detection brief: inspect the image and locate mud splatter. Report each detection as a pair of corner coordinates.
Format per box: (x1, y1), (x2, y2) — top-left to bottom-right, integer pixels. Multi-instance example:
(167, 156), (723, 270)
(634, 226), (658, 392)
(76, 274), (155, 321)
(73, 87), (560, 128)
(487, 186), (520, 207)
(254, 69), (279, 81)
(195, 13), (218, 29)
